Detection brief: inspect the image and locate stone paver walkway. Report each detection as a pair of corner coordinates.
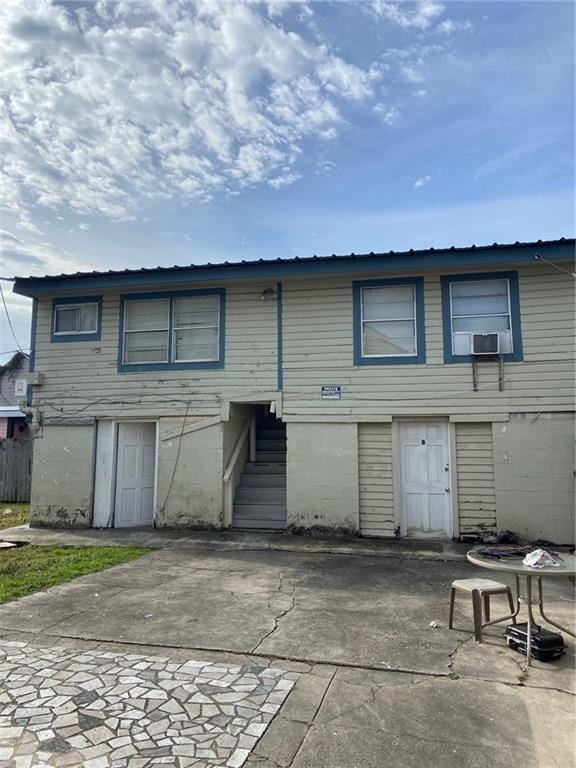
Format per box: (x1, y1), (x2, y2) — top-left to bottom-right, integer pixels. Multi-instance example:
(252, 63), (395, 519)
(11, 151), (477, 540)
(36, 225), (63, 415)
(0, 641), (297, 768)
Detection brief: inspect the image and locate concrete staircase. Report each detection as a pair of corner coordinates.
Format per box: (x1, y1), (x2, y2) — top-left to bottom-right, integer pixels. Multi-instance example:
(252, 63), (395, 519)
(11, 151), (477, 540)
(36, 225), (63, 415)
(232, 417), (287, 530)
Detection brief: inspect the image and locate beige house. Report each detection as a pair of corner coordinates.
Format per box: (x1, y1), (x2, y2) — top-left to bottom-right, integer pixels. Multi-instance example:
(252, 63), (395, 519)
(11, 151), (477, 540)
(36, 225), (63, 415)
(13, 238), (575, 544)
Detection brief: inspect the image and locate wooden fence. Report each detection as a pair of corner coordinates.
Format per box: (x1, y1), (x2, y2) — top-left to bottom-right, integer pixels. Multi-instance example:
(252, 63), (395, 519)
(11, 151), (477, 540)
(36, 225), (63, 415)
(0, 439), (32, 503)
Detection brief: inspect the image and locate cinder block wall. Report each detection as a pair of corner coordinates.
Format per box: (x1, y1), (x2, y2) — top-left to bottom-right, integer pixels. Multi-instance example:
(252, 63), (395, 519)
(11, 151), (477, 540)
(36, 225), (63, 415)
(493, 413), (575, 544)
(286, 423), (359, 533)
(30, 425), (95, 527)
(156, 420), (224, 529)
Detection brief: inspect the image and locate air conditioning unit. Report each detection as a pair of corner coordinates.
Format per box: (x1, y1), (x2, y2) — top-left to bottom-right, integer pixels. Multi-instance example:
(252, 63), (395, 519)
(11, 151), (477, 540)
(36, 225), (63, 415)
(471, 333), (499, 355)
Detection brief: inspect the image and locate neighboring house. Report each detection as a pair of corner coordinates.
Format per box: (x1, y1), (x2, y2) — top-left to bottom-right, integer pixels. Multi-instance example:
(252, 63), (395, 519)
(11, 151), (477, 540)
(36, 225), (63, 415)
(0, 351), (30, 440)
(12, 238), (576, 543)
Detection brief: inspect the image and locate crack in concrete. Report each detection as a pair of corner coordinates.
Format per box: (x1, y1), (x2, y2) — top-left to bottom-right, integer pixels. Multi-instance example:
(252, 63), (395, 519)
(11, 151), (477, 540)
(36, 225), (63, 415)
(447, 633), (474, 669)
(251, 577), (297, 655)
(0, 627), (573, 698)
(285, 666), (338, 768)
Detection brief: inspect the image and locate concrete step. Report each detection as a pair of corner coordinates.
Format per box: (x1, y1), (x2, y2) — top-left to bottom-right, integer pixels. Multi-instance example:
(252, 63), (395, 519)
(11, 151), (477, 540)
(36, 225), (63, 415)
(240, 474), (286, 487)
(255, 451), (286, 463)
(258, 428), (287, 440)
(257, 439), (286, 452)
(243, 462), (287, 475)
(233, 503), (287, 519)
(232, 518), (286, 530)
(235, 487), (287, 504)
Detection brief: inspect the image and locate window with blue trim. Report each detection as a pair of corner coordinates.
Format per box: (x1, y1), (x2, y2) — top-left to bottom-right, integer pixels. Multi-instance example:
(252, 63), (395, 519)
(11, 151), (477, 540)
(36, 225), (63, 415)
(353, 278), (425, 365)
(119, 289), (225, 372)
(51, 296), (101, 342)
(441, 271), (523, 363)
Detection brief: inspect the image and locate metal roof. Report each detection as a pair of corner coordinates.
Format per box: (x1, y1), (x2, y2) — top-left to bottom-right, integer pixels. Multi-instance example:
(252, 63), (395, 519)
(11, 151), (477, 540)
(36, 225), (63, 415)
(12, 237), (575, 296)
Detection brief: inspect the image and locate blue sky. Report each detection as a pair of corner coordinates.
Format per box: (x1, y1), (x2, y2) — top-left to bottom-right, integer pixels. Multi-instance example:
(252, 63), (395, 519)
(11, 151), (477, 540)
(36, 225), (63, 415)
(0, 0), (574, 361)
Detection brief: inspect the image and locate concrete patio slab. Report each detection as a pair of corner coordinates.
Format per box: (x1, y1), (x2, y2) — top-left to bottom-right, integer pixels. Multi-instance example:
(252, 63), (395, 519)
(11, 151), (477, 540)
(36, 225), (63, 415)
(286, 672), (574, 768)
(0, 542), (574, 767)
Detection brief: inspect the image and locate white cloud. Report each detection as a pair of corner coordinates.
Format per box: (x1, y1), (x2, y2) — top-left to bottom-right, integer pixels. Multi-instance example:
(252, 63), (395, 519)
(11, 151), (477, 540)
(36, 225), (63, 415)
(375, 104), (400, 126)
(0, 228), (90, 278)
(315, 159), (336, 175)
(370, 1), (471, 38)
(437, 19), (472, 35)
(0, 0), (382, 226)
(413, 174), (432, 189)
(371, 1), (445, 30)
(268, 172), (301, 189)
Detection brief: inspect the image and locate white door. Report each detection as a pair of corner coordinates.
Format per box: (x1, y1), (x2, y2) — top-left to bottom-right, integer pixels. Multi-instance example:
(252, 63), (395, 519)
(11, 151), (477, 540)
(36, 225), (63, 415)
(399, 422), (452, 538)
(114, 422), (156, 528)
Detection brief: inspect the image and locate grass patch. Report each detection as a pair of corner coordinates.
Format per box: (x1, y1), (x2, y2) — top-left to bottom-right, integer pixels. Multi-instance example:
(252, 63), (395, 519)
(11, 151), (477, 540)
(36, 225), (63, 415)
(0, 503), (29, 530)
(0, 545), (150, 604)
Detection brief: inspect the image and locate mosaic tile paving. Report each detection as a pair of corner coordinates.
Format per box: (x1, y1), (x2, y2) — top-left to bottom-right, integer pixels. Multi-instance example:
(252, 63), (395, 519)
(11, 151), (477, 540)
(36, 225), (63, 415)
(0, 641), (298, 768)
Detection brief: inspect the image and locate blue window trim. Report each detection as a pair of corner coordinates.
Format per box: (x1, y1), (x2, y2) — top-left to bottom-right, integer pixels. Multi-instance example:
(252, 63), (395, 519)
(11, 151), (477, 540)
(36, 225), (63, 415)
(117, 288), (225, 373)
(353, 277), (426, 366)
(440, 271), (523, 364)
(51, 296), (102, 342)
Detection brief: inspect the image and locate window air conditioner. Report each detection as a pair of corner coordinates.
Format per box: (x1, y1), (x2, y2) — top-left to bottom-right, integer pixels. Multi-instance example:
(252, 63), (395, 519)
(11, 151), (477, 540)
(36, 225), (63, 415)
(471, 333), (499, 355)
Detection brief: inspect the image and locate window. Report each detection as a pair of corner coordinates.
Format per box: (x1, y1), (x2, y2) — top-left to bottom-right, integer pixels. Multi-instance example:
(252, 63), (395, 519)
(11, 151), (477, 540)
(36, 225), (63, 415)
(353, 277), (425, 365)
(173, 295), (220, 362)
(124, 299), (169, 364)
(51, 296), (101, 342)
(441, 272), (523, 363)
(119, 289), (225, 372)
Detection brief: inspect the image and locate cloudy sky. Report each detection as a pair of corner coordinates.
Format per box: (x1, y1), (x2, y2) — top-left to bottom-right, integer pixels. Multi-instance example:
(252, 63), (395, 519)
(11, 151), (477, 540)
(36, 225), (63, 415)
(0, 0), (574, 361)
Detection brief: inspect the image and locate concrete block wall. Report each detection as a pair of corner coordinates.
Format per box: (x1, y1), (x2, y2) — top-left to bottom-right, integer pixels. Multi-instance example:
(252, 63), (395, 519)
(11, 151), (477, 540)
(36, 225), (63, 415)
(286, 423), (359, 533)
(156, 419), (224, 529)
(493, 413), (575, 544)
(30, 425), (95, 527)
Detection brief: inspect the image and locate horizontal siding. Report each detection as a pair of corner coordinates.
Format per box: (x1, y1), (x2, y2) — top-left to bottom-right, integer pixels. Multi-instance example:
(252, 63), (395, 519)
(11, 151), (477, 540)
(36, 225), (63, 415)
(282, 264), (575, 417)
(358, 423), (395, 537)
(32, 281), (278, 419)
(455, 423), (496, 534)
(30, 263), (575, 421)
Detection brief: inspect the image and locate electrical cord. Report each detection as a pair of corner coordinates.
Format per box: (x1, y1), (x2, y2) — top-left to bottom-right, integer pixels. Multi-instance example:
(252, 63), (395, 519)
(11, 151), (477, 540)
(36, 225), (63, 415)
(0, 282), (24, 353)
(157, 399), (192, 516)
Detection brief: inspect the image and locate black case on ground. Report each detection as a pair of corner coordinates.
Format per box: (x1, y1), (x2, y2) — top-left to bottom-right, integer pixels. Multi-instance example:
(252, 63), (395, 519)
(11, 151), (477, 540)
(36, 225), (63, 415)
(505, 623), (566, 662)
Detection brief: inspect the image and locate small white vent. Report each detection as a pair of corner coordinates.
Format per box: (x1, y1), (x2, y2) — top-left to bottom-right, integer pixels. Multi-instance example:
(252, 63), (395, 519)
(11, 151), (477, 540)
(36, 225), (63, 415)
(471, 333), (499, 355)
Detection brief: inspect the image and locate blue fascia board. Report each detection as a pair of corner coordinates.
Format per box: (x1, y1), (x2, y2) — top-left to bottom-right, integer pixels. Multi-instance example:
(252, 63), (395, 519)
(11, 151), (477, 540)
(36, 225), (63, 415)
(117, 287), (225, 373)
(13, 241), (575, 297)
(353, 276), (426, 366)
(440, 270), (523, 364)
(50, 295), (102, 343)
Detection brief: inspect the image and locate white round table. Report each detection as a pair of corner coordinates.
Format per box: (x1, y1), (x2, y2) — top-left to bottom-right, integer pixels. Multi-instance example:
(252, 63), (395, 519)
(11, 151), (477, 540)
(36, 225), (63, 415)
(467, 550), (575, 665)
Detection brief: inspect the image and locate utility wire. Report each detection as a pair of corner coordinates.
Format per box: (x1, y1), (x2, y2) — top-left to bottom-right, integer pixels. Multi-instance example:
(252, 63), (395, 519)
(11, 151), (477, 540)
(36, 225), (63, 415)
(534, 254), (576, 278)
(0, 282), (24, 352)
(158, 399), (192, 517)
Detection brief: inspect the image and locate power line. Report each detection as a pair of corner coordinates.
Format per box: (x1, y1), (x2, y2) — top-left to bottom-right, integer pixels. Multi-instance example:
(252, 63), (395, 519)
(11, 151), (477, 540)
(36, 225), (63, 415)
(534, 254), (576, 278)
(0, 282), (24, 352)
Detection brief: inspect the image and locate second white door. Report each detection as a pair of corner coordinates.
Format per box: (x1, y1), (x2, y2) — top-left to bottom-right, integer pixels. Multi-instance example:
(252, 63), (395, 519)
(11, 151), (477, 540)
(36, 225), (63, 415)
(114, 422), (156, 528)
(398, 422), (452, 538)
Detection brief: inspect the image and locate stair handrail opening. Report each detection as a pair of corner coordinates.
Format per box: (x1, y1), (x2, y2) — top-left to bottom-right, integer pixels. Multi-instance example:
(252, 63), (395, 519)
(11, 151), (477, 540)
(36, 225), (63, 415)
(223, 413), (256, 527)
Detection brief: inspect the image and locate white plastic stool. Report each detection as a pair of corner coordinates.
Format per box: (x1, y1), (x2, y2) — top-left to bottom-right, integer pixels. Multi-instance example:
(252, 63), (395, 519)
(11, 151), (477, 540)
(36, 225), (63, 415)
(448, 578), (515, 642)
